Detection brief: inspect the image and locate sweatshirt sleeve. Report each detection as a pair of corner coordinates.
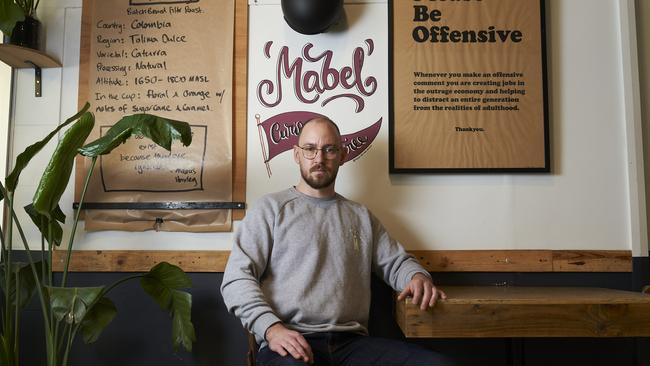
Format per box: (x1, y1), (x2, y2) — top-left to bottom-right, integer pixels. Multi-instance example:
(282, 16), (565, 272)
(369, 212), (432, 291)
(220, 198), (281, 340)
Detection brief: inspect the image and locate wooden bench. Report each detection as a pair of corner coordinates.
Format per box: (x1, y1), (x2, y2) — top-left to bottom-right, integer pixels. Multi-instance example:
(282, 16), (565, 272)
(396, 286), (650, 338)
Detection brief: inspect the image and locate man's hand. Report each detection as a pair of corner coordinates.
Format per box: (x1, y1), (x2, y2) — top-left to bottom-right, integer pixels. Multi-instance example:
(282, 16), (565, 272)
(397, 273), (447, 310)
(265, 322), (314, 364)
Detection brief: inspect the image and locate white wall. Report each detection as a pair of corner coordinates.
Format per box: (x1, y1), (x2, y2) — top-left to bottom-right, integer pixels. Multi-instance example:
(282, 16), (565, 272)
(6, 0), (648, 256)
(638, 0), (650, 257)
(0, 38), (10, 190)
(0, 38), (10, 228)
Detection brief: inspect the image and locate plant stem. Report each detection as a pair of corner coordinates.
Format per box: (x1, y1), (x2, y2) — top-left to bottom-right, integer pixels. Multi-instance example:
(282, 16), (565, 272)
(62, 321), (78, 366)
(61, 156), (96, 288)
(40, 225), (46, 284)
(0, 187), (54, 362)
(3, 193), (14, 353)
(0, 221), (7, 342)
(103, 274), (145, 296)
(47, 223), (52, 287)
(13, 272), (19, 366)
(60, 295), (78, 366)
(55, 321), (70, 362)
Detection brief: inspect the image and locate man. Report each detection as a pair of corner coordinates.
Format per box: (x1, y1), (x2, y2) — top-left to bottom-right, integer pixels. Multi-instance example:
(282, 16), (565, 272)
(221, 117), (450, 366)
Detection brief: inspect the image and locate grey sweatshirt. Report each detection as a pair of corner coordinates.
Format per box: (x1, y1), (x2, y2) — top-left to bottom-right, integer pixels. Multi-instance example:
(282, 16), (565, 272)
(220, 188), (431, 347)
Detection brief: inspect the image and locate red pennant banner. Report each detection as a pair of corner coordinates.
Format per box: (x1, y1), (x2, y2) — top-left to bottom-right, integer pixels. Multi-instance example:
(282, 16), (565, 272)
(256, 111), (382, 176)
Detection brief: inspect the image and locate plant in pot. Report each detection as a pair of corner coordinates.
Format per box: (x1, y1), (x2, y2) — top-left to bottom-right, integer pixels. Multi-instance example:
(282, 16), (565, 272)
(0, 102), (197, 365)
(0, 0), (40, 49)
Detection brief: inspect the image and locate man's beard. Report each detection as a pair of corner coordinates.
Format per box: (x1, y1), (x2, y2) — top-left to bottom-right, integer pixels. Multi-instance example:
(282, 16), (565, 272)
(301, 164), (338, 189)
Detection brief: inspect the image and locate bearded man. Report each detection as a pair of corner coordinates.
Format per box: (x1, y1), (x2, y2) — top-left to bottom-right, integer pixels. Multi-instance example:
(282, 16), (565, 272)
(221, 117), (452, 366)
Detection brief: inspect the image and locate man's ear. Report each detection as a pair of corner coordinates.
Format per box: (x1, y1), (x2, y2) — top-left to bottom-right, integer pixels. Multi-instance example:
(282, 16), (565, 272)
(339, 146), (347, 165)
(293, 145), (301, 164)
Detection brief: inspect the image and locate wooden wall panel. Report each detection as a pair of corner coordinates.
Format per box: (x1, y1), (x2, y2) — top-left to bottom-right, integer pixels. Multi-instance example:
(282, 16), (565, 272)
(53, 250), (633, 273)
(552, 250), (632, 272)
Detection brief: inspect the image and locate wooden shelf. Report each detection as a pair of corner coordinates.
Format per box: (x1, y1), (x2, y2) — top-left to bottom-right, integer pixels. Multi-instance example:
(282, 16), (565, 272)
(396, 286), (650, 338)
(0, 44), (60, 68)
(0, 44), (61, 97)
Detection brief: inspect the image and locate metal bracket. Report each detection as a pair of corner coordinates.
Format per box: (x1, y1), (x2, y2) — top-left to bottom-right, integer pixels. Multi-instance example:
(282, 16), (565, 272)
(73, 201), (246, 210)
(25, 61), (42, 97)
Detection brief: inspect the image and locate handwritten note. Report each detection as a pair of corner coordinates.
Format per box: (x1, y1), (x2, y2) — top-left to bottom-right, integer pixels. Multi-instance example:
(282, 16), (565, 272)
(79, 0), (234, 231)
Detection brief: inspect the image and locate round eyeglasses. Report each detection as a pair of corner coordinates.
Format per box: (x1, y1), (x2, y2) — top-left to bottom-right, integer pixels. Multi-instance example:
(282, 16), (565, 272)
(297, 145), (341, 160)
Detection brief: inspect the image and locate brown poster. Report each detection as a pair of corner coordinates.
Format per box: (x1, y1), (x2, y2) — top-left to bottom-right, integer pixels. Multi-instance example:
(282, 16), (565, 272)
(390, 0), (549, 172)
(77, 0), (234, 231)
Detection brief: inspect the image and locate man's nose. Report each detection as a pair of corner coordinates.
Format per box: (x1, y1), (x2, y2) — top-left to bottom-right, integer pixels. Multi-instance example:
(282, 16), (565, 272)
(313, 149), (325, 163)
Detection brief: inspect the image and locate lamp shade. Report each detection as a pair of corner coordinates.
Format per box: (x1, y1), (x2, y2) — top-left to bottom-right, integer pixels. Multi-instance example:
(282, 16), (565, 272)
(281, 0), (343, 35)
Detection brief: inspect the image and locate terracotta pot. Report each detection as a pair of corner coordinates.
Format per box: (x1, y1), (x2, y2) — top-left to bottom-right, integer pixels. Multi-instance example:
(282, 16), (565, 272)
(10, 16), (41, 50)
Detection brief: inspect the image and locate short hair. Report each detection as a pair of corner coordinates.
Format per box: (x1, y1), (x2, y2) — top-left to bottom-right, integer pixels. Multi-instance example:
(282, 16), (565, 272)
(298, 117), (341, 140)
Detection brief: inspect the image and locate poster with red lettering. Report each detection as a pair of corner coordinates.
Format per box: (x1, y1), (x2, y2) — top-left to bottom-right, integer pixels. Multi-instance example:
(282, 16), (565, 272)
(390, 0), (549, 172)
(247, 2), (386, 201)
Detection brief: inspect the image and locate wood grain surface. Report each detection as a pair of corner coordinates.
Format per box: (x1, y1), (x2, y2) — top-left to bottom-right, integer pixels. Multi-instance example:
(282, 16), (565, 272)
(396, 286), (650, 338)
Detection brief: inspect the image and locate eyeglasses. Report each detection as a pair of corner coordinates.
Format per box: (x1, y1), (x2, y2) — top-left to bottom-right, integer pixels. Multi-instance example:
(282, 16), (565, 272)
(297, 145), (341, 160)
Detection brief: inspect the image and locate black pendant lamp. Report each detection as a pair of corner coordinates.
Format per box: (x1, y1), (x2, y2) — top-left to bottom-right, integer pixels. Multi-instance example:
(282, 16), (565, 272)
(281, 0), (344, 35)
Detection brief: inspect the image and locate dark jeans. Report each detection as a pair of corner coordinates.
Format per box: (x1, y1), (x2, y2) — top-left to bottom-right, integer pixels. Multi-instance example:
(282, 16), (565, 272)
(256, 332), (453, 366)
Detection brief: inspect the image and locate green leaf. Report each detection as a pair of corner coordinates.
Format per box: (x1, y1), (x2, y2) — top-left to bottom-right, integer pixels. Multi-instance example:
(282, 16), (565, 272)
(140, 262), (191, 308)
(140, 262), (195, 351)
(24, 204), (64, 246)
(80, 296), (117, 344)
(32, 112), (95, 218)
(146, 262), (192, 289)
(46, 286), (104, 324)
(171, 290), (195, 352)
(6, 103), (90, 192)
(0, 261), (43, 309)
(0, 1), (24, 36)
(79, 114), (192, 157)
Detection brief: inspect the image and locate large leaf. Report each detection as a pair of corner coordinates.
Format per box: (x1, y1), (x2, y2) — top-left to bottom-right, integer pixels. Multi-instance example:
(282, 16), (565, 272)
(79, 114), (192, 157)
(5, 103), (90, 192)
(140, 262), (195, 351)
(24, 204), (64, 246)
(0, 0), (24, 36)
(32, 112), (95, 218)
(0, 261), (43, 309)
(47, 286), (104, 324)
(171, 291), (195, 352)
(80, 296), (117, 344)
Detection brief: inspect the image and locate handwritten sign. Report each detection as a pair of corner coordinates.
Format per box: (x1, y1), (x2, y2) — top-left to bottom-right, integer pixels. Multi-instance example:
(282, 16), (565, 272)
(77, 0), (234, 232)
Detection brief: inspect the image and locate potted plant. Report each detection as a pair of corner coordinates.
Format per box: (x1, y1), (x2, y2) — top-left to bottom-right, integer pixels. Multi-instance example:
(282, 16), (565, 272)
(0, 103), (196, 365)
(0, 0), (40, 49)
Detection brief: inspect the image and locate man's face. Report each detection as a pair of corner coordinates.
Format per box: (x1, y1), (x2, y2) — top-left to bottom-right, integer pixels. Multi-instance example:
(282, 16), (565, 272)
(293, 120), (346, 190)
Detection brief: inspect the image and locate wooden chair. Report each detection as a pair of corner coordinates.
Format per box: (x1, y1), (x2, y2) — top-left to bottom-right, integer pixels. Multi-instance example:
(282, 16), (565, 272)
(247, 331), (258, 366)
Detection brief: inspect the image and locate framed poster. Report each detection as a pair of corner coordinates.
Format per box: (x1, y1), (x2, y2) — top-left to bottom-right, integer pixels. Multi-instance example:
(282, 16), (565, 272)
(389, 0), (549, 173)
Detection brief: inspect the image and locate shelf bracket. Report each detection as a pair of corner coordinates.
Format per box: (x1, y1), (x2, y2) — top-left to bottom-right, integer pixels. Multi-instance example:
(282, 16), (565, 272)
(25, 61), (42, 97)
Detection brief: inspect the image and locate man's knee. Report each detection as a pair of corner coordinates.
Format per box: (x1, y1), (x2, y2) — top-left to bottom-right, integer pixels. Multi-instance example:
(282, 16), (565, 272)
(344, 336), (455, 366)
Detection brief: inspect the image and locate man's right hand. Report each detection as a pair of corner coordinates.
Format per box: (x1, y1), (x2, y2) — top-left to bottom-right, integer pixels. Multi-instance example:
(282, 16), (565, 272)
(265, 323), (314, 364)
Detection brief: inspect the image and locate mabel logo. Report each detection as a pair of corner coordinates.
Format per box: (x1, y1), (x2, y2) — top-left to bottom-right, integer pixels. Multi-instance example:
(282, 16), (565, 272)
(254, 39), (382, 176)
(256, 112), (381, 177)
(257, 40), (377, 113)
